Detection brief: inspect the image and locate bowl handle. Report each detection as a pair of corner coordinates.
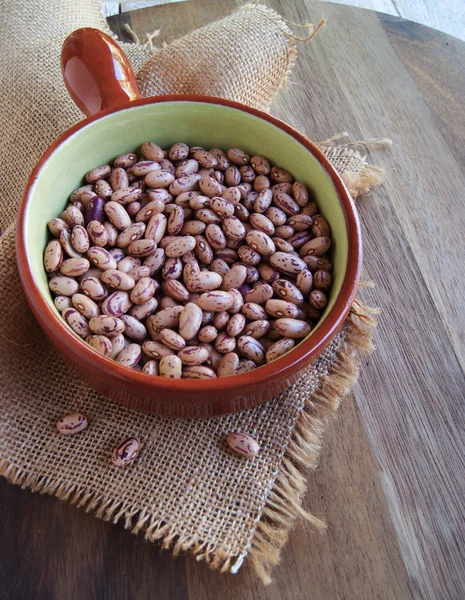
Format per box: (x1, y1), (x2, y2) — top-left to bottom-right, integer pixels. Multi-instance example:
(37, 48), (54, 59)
(61, 27), (142, 117)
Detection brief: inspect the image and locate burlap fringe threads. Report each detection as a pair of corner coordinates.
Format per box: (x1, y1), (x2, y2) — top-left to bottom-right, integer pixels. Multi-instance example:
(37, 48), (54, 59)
(318, 133), (392, 198)
(248, 301), (377, 583)
(0, 299), (377, 584)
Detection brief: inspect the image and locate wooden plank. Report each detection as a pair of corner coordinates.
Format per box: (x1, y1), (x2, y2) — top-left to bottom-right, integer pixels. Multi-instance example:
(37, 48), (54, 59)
(106, 10), (134, 43)
(379, 14), (465, 174)
(0, 477), (189, 600)
(276, 4), (465, 597)
(318, 0), (399, 17)
(1, 2), (464, 599)
(186, 399), (412, 599)
(128, 0), (242, 44)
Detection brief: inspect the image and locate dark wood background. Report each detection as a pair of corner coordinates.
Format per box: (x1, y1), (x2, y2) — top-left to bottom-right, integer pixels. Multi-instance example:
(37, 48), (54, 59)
(1, 1), (464, 598)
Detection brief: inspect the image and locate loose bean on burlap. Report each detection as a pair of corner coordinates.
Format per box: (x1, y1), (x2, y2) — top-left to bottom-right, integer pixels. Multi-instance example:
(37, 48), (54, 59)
(0, 0), (380, 583)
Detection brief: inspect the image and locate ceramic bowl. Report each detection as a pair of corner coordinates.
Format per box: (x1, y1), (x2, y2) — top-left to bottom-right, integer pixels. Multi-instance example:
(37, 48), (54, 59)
(16, 28), (362, 417)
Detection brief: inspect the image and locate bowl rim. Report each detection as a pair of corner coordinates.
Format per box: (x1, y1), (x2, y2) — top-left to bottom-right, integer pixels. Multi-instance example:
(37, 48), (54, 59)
(16, 94), (362, 400)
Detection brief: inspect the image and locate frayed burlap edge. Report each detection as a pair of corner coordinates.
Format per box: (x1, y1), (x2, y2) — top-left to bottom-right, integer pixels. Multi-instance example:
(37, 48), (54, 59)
(248, 298), (377, 583)
(0, 298), (376, 582)
(318, 133), (392, 198)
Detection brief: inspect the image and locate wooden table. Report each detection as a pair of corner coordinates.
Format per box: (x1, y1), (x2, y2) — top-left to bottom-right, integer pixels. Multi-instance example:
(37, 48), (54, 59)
(1, 1), (464, 598)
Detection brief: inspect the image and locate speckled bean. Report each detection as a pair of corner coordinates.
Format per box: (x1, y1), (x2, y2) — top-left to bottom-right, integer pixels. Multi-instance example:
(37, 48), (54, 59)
(243, 319), (270, 339)
(89, 315), (125, 336)
(274, 225), (294, 239)
(299, 236), (331, 257)
(162, 279), (190, 302)
(109, 167), (129, 191)
(180, 219), (206, 235)
(60, 257), (89, 277)
(176, 346), (208, 366)
(162, 257), (183, 280)
(213, 331), (234, 353)
(313, 270), (332, 291)
(143, 248), (165, 275)
(111, 436), (140, 467)
(245, 229), (276, 255)
(79, 276), (106, 301)
(222, 216), (246, 241)
(141, 340), (173, 359)
(86, 220), (108, 248)
(272, 279), (304, 304)
(198, 325), (217, 343)
(242, 302), (267, 321)
(102, 291), (132, 317)
(166, 143), (188, 162)
(100, 269), (135, 291)
(220, 264), (247, 291)
(114, 153), (137, 168)
(87, 246), (117, 271)
(309, 289), (328, 309)
(244, 283), (273, 305)
(48, 218), (70, 238)
(226, 313), (246, 337)
(269, 252), (306, 276)
(86, 334), (112, 356)
(159, 354), (182, 378)
(217, 353), (239, 377)
(142, 360), (159, 375)
(296, 270), (313, 296)
(54, 296), (72, 312)
(182, 365), (217, 379)
(165, 235), (196, 258)
(72, 293), (100, 318)
(127, 239), (156, 258)
(197, 291), (233, 312)
(235, 359), (257, 374)
(226, 432), (260, 457)
(274, 318), (311, 338)
(168, 173), (200, 196)
(57, 412), (88, 435)
(120, 314), (147, 341)
(44, 240), (63, 272)
(302, 256), (331, 273)
(59, 229), (82, 259)
(129, 297), (158, 320)
(49, 276), (79, 296)
(237, 335), (265, 363)
(62, 308), (90, 337)
(104, 201), (131, 230)
(254, 189), (273, 213)
(150, 305), (183, 331)
(249, 213), (275, 235)
(266, 337), (296, 362)
(71, 225), (90, 253)
(116, 343), (141, 368)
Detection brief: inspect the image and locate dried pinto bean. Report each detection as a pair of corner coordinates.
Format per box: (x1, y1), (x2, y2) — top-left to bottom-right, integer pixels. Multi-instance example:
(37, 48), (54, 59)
(46, 142), (333, 375)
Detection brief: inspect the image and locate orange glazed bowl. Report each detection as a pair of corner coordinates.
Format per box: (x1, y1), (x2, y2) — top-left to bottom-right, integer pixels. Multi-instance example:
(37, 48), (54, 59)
(16, 29), (362, 417)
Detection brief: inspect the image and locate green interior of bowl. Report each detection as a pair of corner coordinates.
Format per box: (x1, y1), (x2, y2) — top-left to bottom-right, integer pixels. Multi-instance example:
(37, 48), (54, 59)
(25, 101), (348, 334)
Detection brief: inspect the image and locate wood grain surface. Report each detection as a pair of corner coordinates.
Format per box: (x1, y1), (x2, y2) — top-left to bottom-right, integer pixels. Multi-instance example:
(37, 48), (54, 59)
(1, 2), (464, 599)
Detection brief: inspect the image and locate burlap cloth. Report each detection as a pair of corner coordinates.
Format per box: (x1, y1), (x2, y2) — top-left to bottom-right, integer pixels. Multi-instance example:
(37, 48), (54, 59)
(0, 1), (381, 583)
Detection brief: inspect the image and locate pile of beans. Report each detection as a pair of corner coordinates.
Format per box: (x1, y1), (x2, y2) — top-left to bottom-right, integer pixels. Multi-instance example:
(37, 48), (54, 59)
(44, 142), (333, 379)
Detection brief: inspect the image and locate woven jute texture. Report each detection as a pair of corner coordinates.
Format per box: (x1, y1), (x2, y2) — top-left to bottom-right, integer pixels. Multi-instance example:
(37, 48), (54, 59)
(136, 3), (297, 111)
(0, 1), (150, 235)
(0, 0), (380, 583)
